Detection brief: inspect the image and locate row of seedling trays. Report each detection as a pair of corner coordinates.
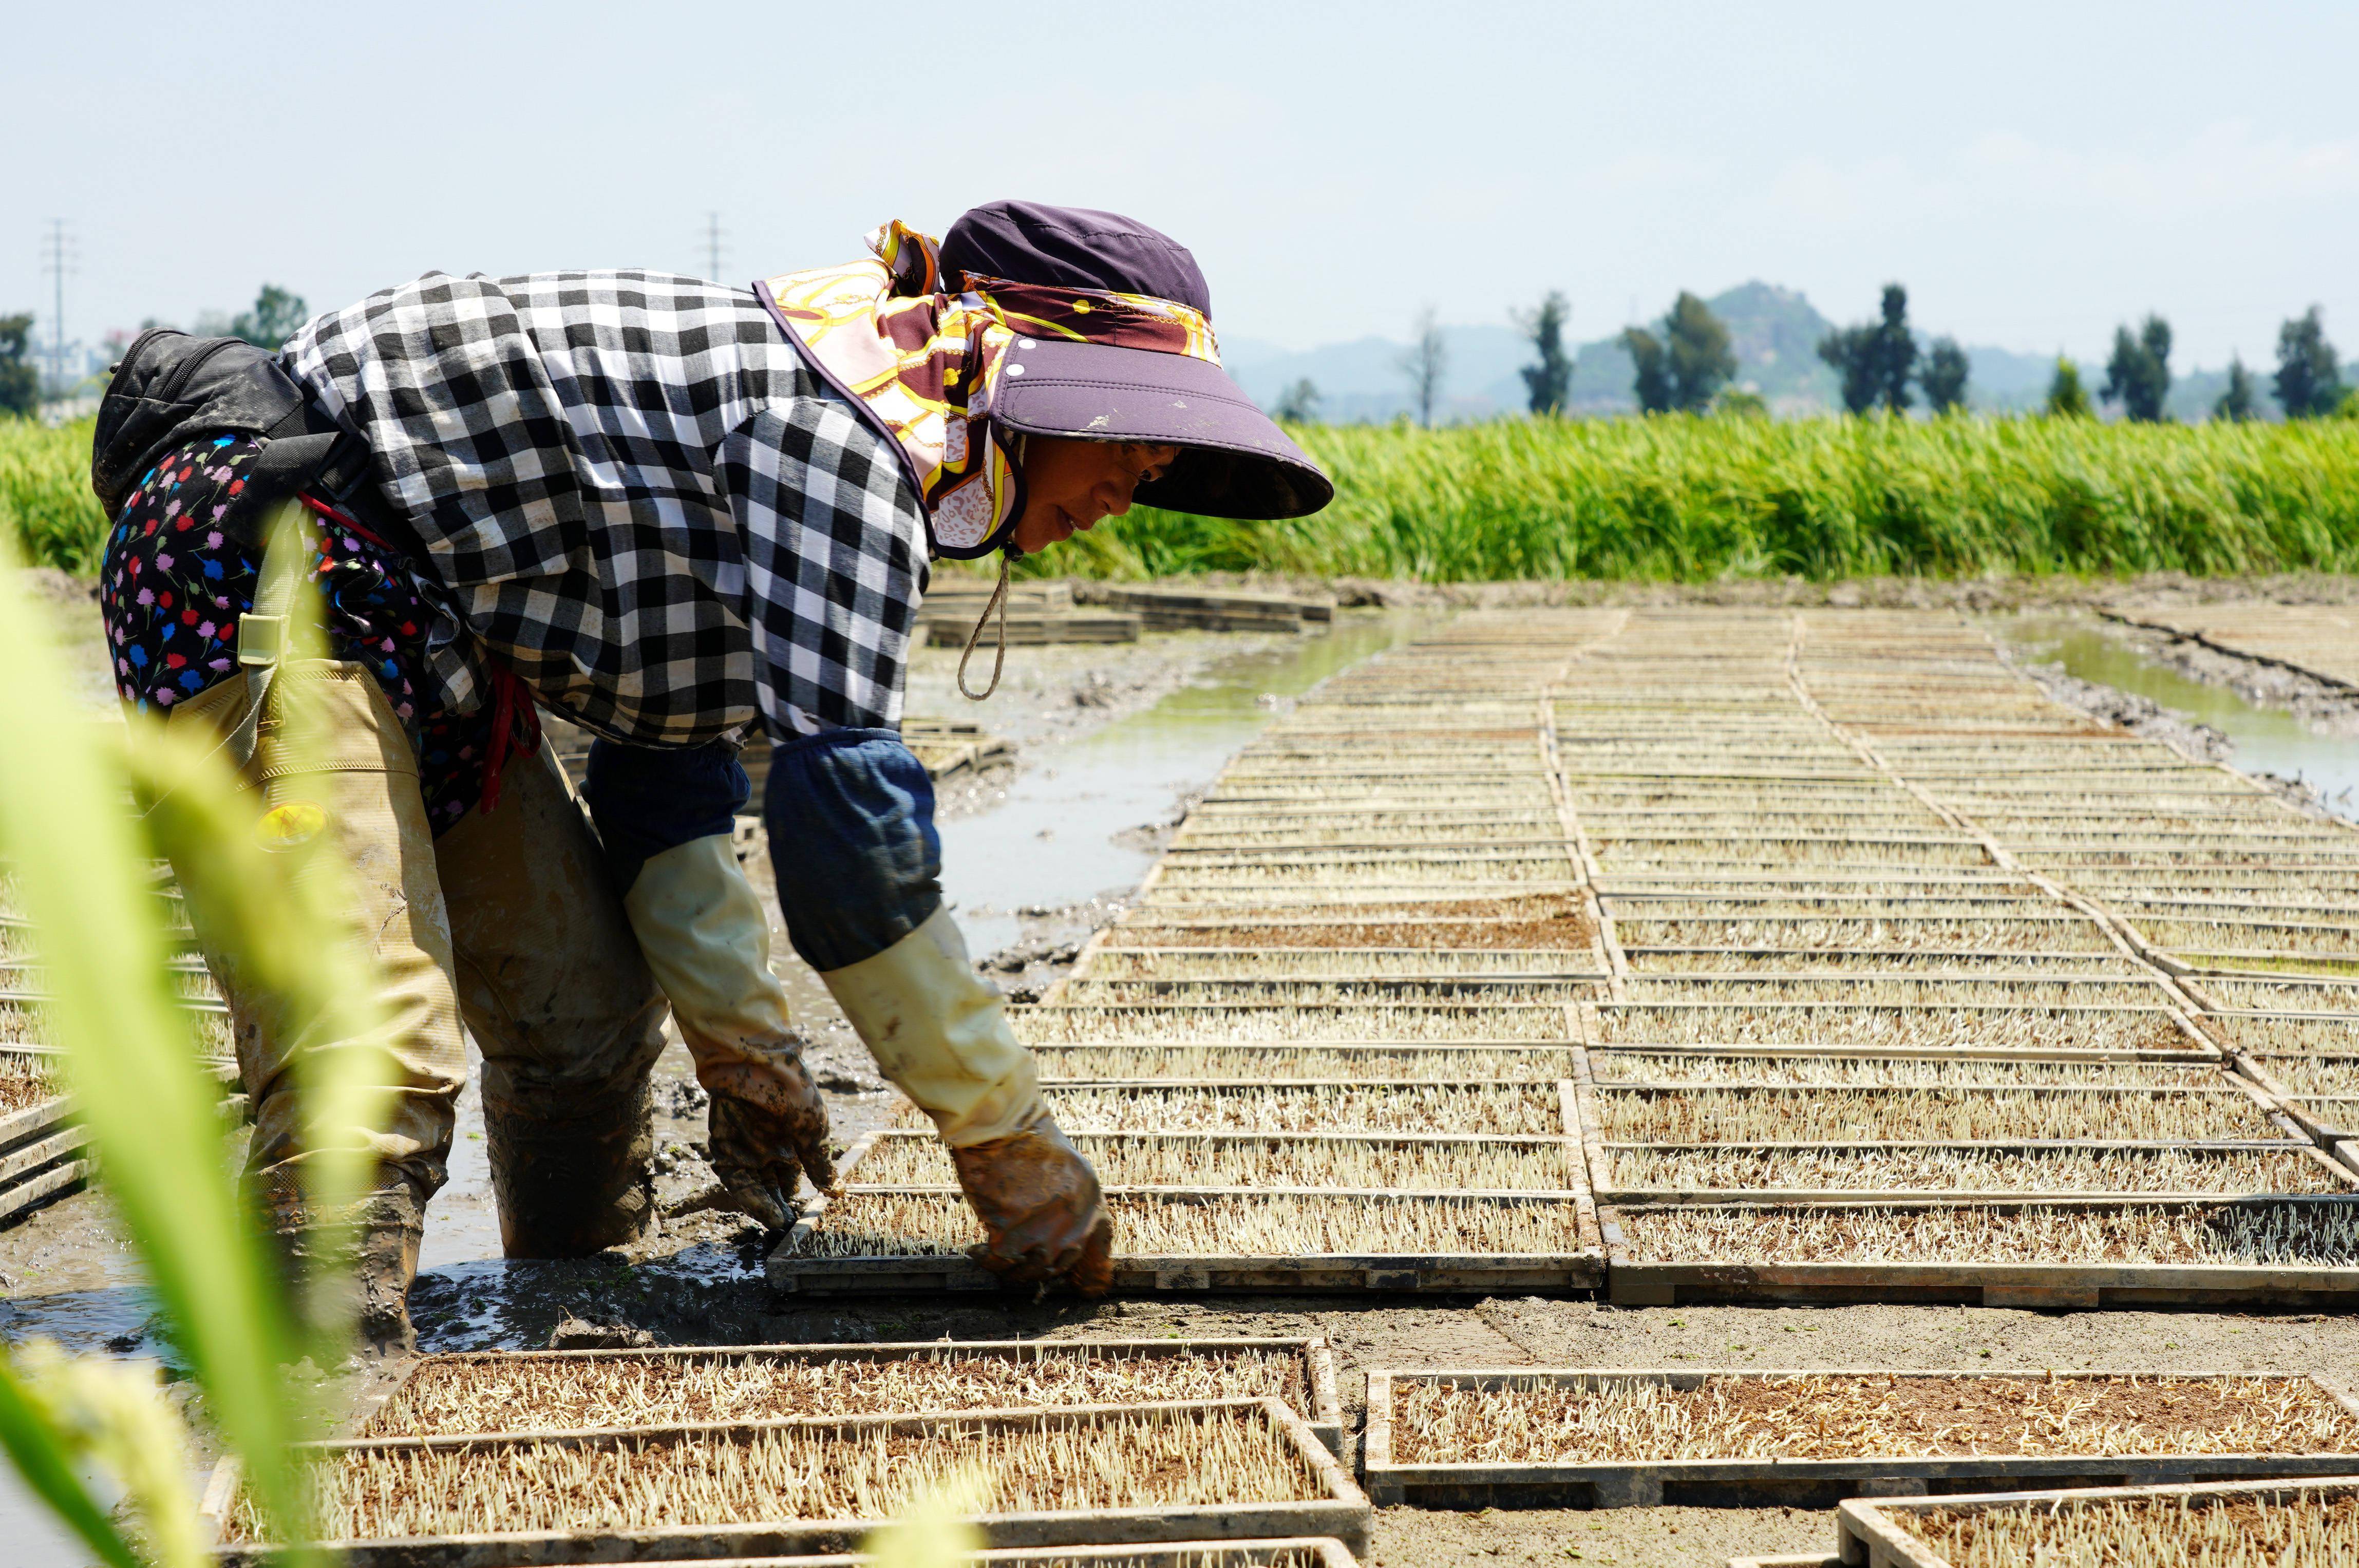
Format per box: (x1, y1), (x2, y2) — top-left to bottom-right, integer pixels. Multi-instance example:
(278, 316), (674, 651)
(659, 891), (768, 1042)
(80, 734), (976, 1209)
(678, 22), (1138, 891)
(203, 1338), (1365, 1565)
(195, 1340), (2359, 1566)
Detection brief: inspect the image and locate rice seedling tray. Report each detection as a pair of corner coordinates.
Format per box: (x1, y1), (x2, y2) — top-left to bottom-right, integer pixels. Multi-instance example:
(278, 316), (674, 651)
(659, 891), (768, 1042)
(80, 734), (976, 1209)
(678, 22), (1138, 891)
(1577, 1045), (2225, 1087)
(897, 1082), (1575, 1136)
(1834, 1475), (2359, 1568)
(1588, 1140), (2353, 1202)
(0, 1074), (86, 1223)
(366, 1338), (1344, 1458)
(536, 1544), (1362, 1568)
(769, 1190), (1602, 1296)
(1014, 1005), (1575, 1045)
(838, 1128), (1587, 1195)
(1033, 1043), (1580, 1083)
(1597, 1196), (2359, 1308)
(1585, 1002), (2206, 1051)
(1577, 1081), (2297, 1144)
(1360, 1368), (2359, 1508)
(201, 1397), (1369, 1565)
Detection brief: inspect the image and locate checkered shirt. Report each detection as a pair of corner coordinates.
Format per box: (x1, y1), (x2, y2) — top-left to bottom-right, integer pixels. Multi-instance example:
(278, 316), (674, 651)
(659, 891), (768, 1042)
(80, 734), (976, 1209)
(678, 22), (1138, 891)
(281, 270), (927, 744)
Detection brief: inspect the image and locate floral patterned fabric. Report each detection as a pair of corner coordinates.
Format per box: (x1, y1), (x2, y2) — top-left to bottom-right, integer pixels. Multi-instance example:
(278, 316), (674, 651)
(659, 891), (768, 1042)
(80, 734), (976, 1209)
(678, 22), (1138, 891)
(99, 433), (503, 834)
(758, 219), (1224, 556)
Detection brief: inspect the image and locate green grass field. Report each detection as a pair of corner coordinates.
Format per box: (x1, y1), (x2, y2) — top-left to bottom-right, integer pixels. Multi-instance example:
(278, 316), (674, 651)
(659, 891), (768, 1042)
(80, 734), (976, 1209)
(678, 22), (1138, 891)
(14, 411), (2359, 583)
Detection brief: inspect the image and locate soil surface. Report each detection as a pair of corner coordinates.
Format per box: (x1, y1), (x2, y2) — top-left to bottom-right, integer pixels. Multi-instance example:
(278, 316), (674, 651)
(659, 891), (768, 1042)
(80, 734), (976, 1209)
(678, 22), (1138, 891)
(13, 574), (2359, 1566)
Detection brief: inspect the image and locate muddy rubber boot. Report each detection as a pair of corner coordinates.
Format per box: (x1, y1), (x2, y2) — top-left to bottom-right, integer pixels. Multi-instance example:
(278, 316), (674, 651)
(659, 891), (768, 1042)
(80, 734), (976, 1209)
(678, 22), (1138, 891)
(480, 1076), (658, 1258)
(622, 834), (836, 1229)
(261, 1174), (429, 1358)
(436, 743), (670, 1259)
(948, 1106), (1115, 1294)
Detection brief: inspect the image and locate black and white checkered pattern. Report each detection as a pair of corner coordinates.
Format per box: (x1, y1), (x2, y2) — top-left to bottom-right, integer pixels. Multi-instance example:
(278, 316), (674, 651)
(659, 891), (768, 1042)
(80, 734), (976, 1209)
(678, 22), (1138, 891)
(282, 270), (926, 743)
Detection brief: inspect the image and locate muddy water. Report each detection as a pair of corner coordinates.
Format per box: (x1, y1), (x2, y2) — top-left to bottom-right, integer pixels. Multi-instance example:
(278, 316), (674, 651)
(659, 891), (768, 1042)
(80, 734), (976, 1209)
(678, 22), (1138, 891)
(1997, 613), (2359, 820)
(941, 611), (1426, 959)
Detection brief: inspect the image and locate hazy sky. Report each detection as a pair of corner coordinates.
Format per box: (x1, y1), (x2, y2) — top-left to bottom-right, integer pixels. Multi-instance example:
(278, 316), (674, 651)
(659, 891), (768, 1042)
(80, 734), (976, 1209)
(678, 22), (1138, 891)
(8, 1), (2355, 369)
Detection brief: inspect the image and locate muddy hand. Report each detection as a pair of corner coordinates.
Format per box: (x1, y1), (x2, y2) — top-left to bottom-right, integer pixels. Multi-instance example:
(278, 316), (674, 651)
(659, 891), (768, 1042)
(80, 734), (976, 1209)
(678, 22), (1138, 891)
(706, 1057), (837, 1230)
(950, 1110), (1115, 1294)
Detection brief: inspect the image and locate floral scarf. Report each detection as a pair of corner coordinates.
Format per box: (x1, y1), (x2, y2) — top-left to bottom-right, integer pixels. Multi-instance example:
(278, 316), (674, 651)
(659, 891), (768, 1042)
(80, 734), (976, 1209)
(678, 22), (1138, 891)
(758, 221), (1222, 558)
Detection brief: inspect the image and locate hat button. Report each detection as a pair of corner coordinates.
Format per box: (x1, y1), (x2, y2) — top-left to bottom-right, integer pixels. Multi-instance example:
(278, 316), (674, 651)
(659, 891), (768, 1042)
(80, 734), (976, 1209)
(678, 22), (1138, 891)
(1007, 363), (1026, 376)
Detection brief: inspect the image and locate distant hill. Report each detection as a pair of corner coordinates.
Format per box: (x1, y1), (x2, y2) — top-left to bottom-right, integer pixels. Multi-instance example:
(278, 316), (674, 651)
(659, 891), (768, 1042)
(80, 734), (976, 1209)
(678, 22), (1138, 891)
(1222, 284), (2309, 422)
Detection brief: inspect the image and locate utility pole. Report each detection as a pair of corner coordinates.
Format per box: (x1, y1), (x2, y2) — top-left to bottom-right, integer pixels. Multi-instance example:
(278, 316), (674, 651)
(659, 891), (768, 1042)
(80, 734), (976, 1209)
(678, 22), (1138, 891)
(40, 220), (74, 392)
(704, 212), (725, 283)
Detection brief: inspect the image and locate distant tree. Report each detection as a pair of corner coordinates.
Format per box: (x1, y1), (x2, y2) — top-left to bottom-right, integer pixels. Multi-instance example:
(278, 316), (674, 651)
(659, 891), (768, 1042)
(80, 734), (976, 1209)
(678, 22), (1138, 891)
(1817, 324), (1878, 414)
(2101, 314), (2173, 422)
(0, 314), (36, 416)
(2214, 357), (2260, 422)
(1622, 326), (1673, 413)
(1870, 285), (1917, 413)
(1663, 291), (1737, 413)
(1515, 291), (1574, 415)
(2045, 355), (2092, 418)
(1398, 307), (1447, 427)
(2275, 306), (2347, 420)
(1818, 285), (1918, 414)
(1713, 387), (1768, 418)
(228, 284), (310, 351)
(1919, 336), (1971, 414)
(1272, 378), (1322, 423)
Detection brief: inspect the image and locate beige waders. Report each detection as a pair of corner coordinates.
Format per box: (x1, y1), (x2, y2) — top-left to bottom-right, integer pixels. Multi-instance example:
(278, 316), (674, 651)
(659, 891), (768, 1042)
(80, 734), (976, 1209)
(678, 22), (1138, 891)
(145, 508), (672, 1351)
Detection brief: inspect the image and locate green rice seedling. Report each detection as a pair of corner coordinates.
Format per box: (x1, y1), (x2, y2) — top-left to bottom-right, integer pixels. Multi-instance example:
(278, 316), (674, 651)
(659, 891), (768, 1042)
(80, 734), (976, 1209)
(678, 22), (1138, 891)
(1626, 951), (2139, 976)
(1893, 1490), (2359, 1566)
(1617, 976), (2169, 1007)
(1600, 1144), (2344, 1195)
(901, 1083), (1565, 1135)
(1387, 1373), (2359, 1467)
(367, 1346), (1314, 1438)
(794, 1191), (1591, 1259)
(1014, 1004), (1569, 1043)
(1033, 1043), (1578, 1082)
(1590, 1085), (2279, 1142)
(1590, 1002), (2192, 1050)
(1078, 951), (1598, 980)
(851, 1132), (1581, 1191)
(230, 1404), (1322, 1545)
(1052, 979), (1600, 1006)
(1581, 1051), (2224, 1088)
(1613, 1199), (2359, 1265)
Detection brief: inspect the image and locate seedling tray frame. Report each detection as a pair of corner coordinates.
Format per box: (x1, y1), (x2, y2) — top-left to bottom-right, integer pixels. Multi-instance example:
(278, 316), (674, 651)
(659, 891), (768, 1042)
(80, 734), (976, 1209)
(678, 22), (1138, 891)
(1586, 1139), (2355, 1203)
(1835, 1474), (2359, 1568)
(202, 1398), (1369, 1566)
(1598, 1196), (2359, 1308)
(1361, 1368), (2359, 1509)
(769, 1187), (1603, 1296)
(369, 1338), (1346, 1458)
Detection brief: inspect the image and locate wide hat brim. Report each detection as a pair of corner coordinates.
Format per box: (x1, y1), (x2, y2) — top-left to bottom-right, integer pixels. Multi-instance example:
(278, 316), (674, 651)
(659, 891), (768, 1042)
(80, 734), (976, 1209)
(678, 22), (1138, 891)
(991, 338), (1333, 521)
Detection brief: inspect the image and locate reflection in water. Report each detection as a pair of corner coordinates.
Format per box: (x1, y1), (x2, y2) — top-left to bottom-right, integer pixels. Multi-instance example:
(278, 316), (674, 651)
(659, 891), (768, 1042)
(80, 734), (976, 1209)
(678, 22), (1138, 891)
(1996, 614), (2359, 821)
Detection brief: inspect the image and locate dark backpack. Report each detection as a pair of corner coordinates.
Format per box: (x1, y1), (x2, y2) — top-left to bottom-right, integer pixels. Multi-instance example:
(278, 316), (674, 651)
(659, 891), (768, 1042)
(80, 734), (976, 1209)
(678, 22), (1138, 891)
(89, 330), (372, 545)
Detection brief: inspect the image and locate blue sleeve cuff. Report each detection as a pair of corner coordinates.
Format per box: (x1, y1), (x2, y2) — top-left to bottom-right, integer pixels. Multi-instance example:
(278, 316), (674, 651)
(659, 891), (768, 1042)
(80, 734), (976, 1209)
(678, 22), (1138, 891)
(762, 728), (942, 971)
(580, 738), (751, 893)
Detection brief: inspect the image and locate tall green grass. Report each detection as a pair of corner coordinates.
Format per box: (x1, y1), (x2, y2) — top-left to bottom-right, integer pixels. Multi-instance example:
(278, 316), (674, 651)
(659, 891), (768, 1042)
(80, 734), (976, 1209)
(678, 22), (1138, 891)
(1053, 414), (2359, 581)
(2, 417), (109, 575)
(18, 410), (2359, 583)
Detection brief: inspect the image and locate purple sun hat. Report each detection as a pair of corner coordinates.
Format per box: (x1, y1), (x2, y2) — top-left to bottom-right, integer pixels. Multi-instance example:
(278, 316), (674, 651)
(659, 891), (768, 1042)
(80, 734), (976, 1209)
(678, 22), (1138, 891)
(940, 201), (1333, 521)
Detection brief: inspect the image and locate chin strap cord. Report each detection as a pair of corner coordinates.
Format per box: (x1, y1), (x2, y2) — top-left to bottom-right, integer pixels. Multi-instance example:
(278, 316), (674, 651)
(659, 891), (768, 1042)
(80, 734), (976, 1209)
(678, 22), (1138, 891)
(956, 547), (1020, 701)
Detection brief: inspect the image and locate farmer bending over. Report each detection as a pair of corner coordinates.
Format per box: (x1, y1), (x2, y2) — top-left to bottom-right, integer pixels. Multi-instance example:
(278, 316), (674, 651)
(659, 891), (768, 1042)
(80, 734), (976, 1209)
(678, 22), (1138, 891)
(92, 201), (1330, 1351)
